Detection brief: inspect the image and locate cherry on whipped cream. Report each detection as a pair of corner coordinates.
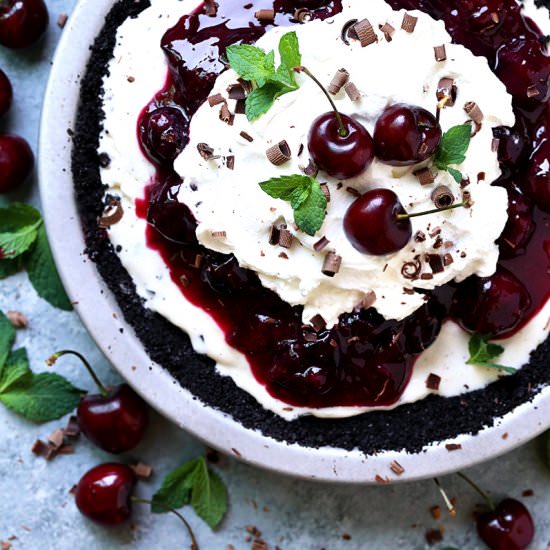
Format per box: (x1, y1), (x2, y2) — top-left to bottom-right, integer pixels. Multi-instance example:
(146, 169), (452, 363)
(0, 135), (34, 193)
(0, 0), (49, 49)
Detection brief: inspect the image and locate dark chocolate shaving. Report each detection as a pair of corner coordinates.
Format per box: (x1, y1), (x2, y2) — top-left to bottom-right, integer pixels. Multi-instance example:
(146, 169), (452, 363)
(436, 77), (457, 108)
(226, 155), (235, 170)
(401, 13), (418, 33)
(428, 254), (444, 274)
(310, 314), (327, 332)
(204, 0), (219, 17)
(219, 103), (234, 125)
(197, 142), (218, 161)
(314, 236), (330, 252)
(414, 167), (435, 185)
(341, 18), (358, 45)
(379, 22), (395, 41)
(278, 228), (294, 249)
(97, 198), (123, 228)
(320, 183), (331, 202)
(322, 251), (342, 277)
(208, 93), (225, 107)
(431, 185), (455, 209)
(426, 373), (441, 391)
(401, 259), (421, 280)
(464, 101), (484, 124)
(294, 8), (312, 23)
(266, 140), (292, 165)
(344, 81), (361, 101)
(434, 44), (447, 62)
(328, 68), (350, 95)
(240, 131), (254, 142)
(354, 18), (378, 47)
(227, 83), (247, 100)
(255, 8), (274, 23)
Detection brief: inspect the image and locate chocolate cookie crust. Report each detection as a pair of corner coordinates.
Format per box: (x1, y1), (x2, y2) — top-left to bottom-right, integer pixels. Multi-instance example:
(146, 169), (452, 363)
(72, 0), (550, 455)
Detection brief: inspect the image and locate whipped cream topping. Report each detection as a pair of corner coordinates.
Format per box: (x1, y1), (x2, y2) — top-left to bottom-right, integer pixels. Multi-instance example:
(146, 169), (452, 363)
(98, 0), (550, 419)
(173, 0), (514, 327)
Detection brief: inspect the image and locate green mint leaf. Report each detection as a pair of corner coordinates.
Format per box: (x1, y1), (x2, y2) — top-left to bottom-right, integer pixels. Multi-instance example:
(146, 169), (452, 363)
(245, 83), (283, 121)
(0, 372), (84, 422)
(151, 458), (202, 513)
(191, 457), (228, 529)
(0, 203), (41, 259)
(434, 124), (472, 169)
(294, 181), (327, 236)
(0, 310), (16, 371)
(447, 167), (463, 184)
(0, 348), (32, 394)
(259, 174), (312, 201)
(290, 184), (310, 210)
(226, 44), (274, 88)
(474, 361), (517, 375)
(278, 31), (301, 74)
(466, 333), (515, 374)
(26, 225), (72, 311)
(0, 256), (24, 279)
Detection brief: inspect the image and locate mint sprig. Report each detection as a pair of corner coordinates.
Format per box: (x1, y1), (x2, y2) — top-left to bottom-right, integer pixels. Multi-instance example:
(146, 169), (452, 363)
(466, 333), (516, 374)
(434, 124), (472, 183)
(0, 310), (85, 422)
(259, 175), (327, 236)
(0, 203), (72, 311)
(152, 456), (228, 529)
(226, 31), (301, 121)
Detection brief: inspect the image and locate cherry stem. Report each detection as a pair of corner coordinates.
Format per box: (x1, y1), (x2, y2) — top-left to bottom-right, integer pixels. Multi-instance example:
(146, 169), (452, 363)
(131, 497), (199, 550)
(457, 472), (496, 511)
(396, 202), (466, 221)
(46, 350), (108, 397)
(433, 478), (457, 516)
(294, 66), (348, 138)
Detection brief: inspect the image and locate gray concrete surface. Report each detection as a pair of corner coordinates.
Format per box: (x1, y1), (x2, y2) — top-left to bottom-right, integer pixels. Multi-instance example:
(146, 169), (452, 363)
(0, 2), (549, 548)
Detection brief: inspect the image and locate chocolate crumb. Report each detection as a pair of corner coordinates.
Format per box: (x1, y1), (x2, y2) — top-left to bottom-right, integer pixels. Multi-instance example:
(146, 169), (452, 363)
(390, 460), (405, 475)
(251, 541), (268, 550)
(379, 22), (395, 41)
(197, 142), (218, 161)
(279, 252), (289, 259)
(131, 462), (153, 479)
(415, 230), (426, 243)
(434, 44), (447, 62)
(320, 182), (331, 202)
(97, 198), (123, 228)
(227, 83), (246, 100)
(31, 439), (55, 460)
(522, 489), (534, 497)
(219, 103), (234, 125)
(7, 310), (28, 329)
(64, 415), (80, 438)
(342, 533), (352, 541)
(235, 99), (246, 114)
(98, 152), (111, 168)
(344, 81), (361, 102)
(426, 373), (441, 391)
(354, 18), (378, 47)
(431, 505), (442, 520)
(266, 140), (292, 166)
(310, 314), (327, 332)
(375, 474), (391, 484)
(445, 443), (462, 451)
(127, 76), (135, 83)
(443, 253), (454, 266)
(208, 93), (225, 107)
(255, 8), (275, 23)
(402, 13), (418, 33)
(414, 167), (435, 186)
(278, 228), (294, 249)
(57, 13), (68, 28)
(240, 131), (254, 142)
(425, 528), (443, 545)
(322, 251), (342, 277)
(328, 68), (350, 95)
(226, 155), (235, 170)
(314, 236), (330, 252)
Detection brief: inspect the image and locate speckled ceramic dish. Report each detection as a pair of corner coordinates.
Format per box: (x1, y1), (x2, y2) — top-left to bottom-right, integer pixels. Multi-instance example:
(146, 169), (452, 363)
(39, 0), (550, 483)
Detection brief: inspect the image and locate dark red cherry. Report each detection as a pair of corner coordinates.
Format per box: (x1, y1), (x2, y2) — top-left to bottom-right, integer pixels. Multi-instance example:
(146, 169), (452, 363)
(495, 37), (550, 103)
(77, 384), (149, 454)
(373, 104), (442, 166)
(0, 135), (34, 193)
(453, 268), (531, 338)
(344, 189), (412, 255)
(477, 498), (535, 550)
(139, 106), (189, 163)
(200, 253), (256, 295)
(498, 186), (534, 259)
(0, 0), (49, 49)
(308, 112), (374, 180)
(75, 463), (136, 526)
(522, 140), (550, 212)
(0, 69), (12, 117)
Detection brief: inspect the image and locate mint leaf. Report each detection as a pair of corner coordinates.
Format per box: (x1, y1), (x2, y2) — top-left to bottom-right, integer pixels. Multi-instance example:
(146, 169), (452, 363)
(290, 185), (310, 210)
(0, 372), (84, 422)
(0, 348), (32, 393)
(434, 124), (472, 169)
(0, 256), (24, 279)
(0, 310), (16, 371)
(0, 203), (41, 259)
(447, 167), (463, 184)
(226, 44), (274, 88)
(191, 457), (228, 529)
(260, 174), (311, 200)
(26, 225), (72, 311)
(466, 333), (516, 374)
(294, 181), (327, 236)
(278, 31), (301, 74)
(245, 83), (284, 121)
(151, 458), (201, 513)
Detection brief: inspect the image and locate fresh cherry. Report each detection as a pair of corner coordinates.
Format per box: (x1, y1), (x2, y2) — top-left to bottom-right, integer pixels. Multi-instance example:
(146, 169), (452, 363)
(477, 498), (535, 550)
(0, 134), (34, 193)
(344, 189), (412, 255)
(48, 351), (149, 454)
(0, 0), (49, 49)
(296, 66), (374, 180)
(452, 268), (531, 338)
(522, 139), (550, 213)
(0, 68), (12, 117)
(139, 106), (189, 163)
(373, 104), (442, 166)
(75, 463), (136, 526)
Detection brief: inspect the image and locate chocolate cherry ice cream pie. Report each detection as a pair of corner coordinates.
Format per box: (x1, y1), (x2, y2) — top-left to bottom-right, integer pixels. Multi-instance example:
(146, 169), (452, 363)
(72, 0), (550, 456)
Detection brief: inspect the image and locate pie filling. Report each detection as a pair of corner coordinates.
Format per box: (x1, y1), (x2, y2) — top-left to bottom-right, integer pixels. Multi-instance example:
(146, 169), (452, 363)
(98, 0), (550, 417)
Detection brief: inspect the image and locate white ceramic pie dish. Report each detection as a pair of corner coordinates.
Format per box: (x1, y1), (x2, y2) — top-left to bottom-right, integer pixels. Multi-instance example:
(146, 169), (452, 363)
(38, 0), (550, 483)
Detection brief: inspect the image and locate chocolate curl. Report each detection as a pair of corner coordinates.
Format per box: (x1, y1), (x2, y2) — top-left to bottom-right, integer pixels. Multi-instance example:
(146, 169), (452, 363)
(278, 228), (294, 249)
(354, 18), (378, 47)
(319, 183), (331, 202)
(240, 131), (254, 143)
(464, 101), (484, 124)
(208, 93), (225, 107)
(401, 13), (418, 33)
(434, 45), (447, 62)
(436, 77), (457, 108)
(310, 314), (327, 331)
(294, 8), (312, 22)
(255, 8), (275, 23)
(328, 68), (350, 95)
(379, 22), (395, 42)
(322, 251), (342, 277)
(344, 81), (361, 102)
(211, 231), (227, 238)
(401, 259), (421, 280)
(414, 167), (435, 186)
(266, 140), (292, 166)
(314, 236), (330, 252)
(197, 142), (218, 160)
(219, 103), (234, 125)
(341, 18), (358, 45)
(97, 198), (123, 228)
(431, 185), (455, 208)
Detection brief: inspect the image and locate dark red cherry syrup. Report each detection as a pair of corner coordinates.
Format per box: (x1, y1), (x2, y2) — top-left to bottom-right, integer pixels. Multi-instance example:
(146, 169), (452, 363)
(135, 0), (550, 409)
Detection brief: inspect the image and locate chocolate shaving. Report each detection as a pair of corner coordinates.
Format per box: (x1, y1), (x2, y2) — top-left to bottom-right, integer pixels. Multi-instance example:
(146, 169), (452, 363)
(320, 182), (331, 202)
(464, 101), (484, 124)
(7, 310), (28, 328)
(64, 415), (80, 437)
(431, 185), (455, 208)
(197, 142), (218, 161)
(48, 429), (65, 450)
(401, 13), (418, 33)
(219, 103), (234, 125)
(346, 186), (361, 197)
(414, 167), (435, 185)
(434, 44), (447, 62)
(269, 225), (282, 246)
(211, 231), (227, 238)
(390, 460), (405, 475)
(278, 228), (294, 249)
(401, 259), (421, 280)
(208, 93), (225, 107)
(415, 230), (426, 242)
(294, 8), (312, 23)
(310, 314), (327, 332)
(375, 474), (391, 485)
(443, 253), (454, 266)
(527, 84), (541, 98)
(31, 439), (56, 460)
(235, 99), (246, 114)
(445, 443), (462, 451)
(341, 19), (358, 45)
(314, 236), (330, 252)
(421, 273), (434, 280)
(240, 131), (254, 142)
(266, 140), (292, 165)
(436, 77), (457, 108)
(255, 8), (275, 23)
(379, 22), (395, 41)
(322, 251), (342, 277)
(227, 83), (246, 100)
(328, 68), (350, 95)
(204, 0), (219, 16)
(428, 254), (444, 274)
(354, 18), (378, 47)
(57, 13), (68, 28)
(97, 198), (123, 228)
(302, 158), (318, 177)
(131, 462), (153, 479)
(344, 81), (361, 102)
(226, 155), (235, 170)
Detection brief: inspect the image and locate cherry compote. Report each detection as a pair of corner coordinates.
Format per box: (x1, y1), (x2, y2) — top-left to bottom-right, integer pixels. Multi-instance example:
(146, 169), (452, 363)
(132, 0), (550, 408)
